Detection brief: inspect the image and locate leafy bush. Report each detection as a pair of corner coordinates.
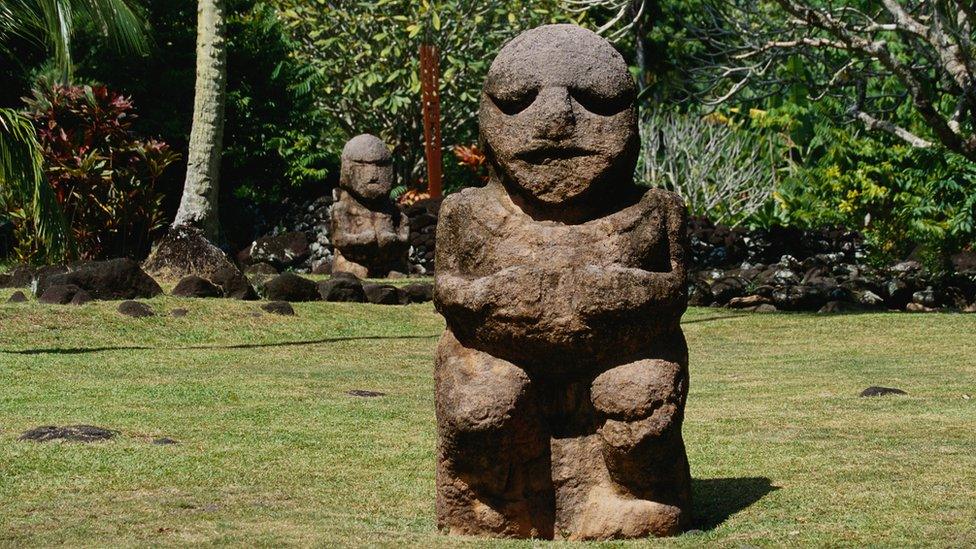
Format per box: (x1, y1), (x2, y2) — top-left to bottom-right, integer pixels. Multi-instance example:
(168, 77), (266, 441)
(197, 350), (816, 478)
(15, 81), (177, 261)
(778, 126), (976, 266)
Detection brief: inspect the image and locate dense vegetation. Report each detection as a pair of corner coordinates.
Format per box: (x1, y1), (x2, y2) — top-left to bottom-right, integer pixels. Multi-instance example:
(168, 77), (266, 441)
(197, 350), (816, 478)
(1, 0), (974, 266)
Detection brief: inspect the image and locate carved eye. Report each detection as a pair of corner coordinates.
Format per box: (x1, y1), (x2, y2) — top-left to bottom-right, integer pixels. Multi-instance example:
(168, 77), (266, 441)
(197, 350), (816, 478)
(489, 88), (539, 116)
(570, 86), (633, 116)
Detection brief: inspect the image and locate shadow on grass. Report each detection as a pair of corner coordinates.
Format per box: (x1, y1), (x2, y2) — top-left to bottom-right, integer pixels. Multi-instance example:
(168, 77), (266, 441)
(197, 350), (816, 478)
(682, 314), (750, 324)
(692, 476), (778, 531)
(0, 334), (440, 355)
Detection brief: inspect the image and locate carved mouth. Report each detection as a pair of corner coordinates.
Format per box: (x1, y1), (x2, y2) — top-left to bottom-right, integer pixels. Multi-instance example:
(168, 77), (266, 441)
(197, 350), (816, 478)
(516, 146), (593, 164)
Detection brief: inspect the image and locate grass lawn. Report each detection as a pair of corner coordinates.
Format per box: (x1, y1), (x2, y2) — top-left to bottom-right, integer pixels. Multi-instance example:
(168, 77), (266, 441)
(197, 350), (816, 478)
(1, 288), (974, 547)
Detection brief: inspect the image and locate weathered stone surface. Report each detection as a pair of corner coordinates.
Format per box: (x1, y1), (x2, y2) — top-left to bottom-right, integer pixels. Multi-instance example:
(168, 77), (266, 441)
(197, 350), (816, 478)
(398, 282), (434, 304)
(261, 300), (295, 316)
(317, 273), (366, 302)
(329, 134), (410, 278)
(7, 290), (28, 303)
(434, 24), (691, 541)
(244, 262), (278, 275)
(39, 259), (162, 300)
(859, 386), (907, 397)
(363, 283), (400, 305)
(171, 275), (222, 298)
(118, 300), (154, 318)
(69, 289), (93, 306)
(39, 284), (81, 305)
(261, 272), (319, 302)
(210, 265), (258, 300)
(2, 265), (34, 288)
(143, 226), (237, 282)
(248, 231), (310, 270)
(19, 425), (117, 443)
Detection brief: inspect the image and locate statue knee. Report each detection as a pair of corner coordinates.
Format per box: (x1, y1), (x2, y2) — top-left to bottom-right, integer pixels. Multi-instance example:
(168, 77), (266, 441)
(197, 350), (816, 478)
(591, 359), (686, 422)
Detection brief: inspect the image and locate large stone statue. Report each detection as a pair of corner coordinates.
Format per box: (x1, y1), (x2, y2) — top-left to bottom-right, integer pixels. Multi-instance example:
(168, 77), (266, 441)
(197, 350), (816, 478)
(330, 134), (409, 278)
(433, 24), (692, 540)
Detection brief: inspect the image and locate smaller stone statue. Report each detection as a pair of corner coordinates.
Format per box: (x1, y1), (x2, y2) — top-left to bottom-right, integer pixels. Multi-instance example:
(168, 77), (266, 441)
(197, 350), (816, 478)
(330, 134), (409, 278)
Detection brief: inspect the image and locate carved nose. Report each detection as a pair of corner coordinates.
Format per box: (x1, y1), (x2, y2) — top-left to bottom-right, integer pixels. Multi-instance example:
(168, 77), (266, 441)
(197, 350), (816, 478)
(532, 87), (575, 141)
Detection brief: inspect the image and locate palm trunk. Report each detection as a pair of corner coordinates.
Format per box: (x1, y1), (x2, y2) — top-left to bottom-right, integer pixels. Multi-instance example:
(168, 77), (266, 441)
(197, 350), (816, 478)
(172, 0), (227, 242)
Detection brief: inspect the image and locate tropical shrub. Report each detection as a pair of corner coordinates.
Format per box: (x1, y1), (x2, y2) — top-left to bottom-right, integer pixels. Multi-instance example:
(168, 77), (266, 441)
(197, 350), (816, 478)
(15, 81), (177, 261)
(637, 109), (780, 225)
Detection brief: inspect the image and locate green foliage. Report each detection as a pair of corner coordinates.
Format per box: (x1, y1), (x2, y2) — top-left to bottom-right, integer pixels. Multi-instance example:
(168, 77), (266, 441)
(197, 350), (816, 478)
(777, 125), (976, 263)
(0, 0), (148, 82)
(15, 81), (177, 261)
(273, 0), (578, 187)
(77, 0), (330, 209)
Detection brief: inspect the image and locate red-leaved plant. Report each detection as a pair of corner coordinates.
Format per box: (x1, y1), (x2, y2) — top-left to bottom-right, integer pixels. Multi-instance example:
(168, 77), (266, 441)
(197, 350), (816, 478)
(20, 81), (178, 260)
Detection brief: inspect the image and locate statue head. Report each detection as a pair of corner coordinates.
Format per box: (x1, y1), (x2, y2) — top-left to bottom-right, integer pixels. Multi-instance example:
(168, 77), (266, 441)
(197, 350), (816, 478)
(479, 24), (638, 212)
(340, 134), (394, 202)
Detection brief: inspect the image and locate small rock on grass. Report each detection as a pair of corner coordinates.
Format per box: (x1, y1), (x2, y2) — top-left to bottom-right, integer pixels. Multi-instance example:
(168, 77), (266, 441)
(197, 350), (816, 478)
(19, 424), (117, 442)
(261, 301), (295, 316)
(170, 308), (189, 318)
(152, 437), (179, 445)
(347, 389), (386, 397)
(118, 300), (154, 318)
(859, 386), (907, 397)
(7, 291), (28, 303)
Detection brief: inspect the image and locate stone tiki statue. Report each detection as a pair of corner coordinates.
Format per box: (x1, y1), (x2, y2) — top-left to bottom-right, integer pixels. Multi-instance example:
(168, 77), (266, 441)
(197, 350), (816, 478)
(330, 134), (409, 278)
(433, 25), (692, 540)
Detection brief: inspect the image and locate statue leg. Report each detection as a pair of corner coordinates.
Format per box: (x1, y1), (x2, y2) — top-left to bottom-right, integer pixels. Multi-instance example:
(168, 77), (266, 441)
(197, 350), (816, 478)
(435, 329), (553, 538)
(581, 355), (692, 538)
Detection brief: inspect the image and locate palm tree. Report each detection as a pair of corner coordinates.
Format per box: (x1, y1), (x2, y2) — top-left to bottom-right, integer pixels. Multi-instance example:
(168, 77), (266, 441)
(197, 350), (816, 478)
(171, 0), (226, 242)
(0, 0), (147, 260)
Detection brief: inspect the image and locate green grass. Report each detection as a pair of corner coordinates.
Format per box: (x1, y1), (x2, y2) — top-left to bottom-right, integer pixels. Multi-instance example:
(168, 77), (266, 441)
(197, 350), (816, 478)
(1, 289), (974, 547)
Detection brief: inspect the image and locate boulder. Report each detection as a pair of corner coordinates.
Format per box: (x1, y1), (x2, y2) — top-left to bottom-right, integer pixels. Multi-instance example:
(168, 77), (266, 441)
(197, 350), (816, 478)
(317, 273), (366, 302)
(40, 259), (162, 300)
(398, 283), (434, 304)
(261, 300), (296, 316)
(210, 265), (258, 300)
(118, 300), (154, 318)
(171, 275), (222, 298)
(2, 265), (34, 288)
(69, 290), (93, 306)
(6, 290), (28, 303)
(142, 226), (237, 281)
(261, 272), (320, 302)
(38, 284), (82, 305)
(248, 231), (310, 269)
(363, 283), (400, 305)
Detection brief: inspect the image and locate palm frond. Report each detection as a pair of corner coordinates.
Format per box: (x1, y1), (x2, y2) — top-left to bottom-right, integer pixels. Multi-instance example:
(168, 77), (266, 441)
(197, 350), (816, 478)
(0, 108), (73, 260)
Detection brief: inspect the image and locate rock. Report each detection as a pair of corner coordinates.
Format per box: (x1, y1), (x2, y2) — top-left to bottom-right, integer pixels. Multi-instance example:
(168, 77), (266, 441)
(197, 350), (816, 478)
(248, 231), (310, 269)
(753, 303), (778, 313)
(709, 276), (748, 304)
(69, 290), (93, 306)
(2, 265), (34, 288)
(261, 301), (295, 316)
(950, 251), (976, 273)
(905, 302), (936, 313)
(727, 295), (769, 309)
(317, 274), (366, 302)
(209, 265), (258, 300)
(330, 134), (410, 278)
(19, 424), (117, 442)
(118, 300), (154, 318)
(152, 437), (179, 445)
(963, 303), (976, 313)
(244, 262), (278, 275)
(347, 389), (386, 397)
(170, 308), (189, 318)
(38, 284), (82, 305)
(398, 283), (434, 304)
(262, 272), (319, 302)
(311, 260), (332, 275)
(859, 386), (907, 397)
(817, 301), (867, 314)
(772, 285), (829, 311)
(0, 273), (9, 287)
(171, 275), (222, 298)
(433, 25), (691, 540)
(40, 259), (162, 300)
(6, 290), (28, 303)
(362, 283), (400, 304)
(143, 226), (238, 282)
(32, 264), (68, 294)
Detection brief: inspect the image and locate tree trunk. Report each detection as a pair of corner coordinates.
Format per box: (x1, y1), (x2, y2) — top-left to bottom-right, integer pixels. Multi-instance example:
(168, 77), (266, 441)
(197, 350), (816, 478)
(173, 0), (227, 242)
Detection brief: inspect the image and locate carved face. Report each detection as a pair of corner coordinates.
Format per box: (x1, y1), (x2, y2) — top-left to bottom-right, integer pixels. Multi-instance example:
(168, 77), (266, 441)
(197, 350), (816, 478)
(340, 134), (394, 202)
(480, 25), (638, 207)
